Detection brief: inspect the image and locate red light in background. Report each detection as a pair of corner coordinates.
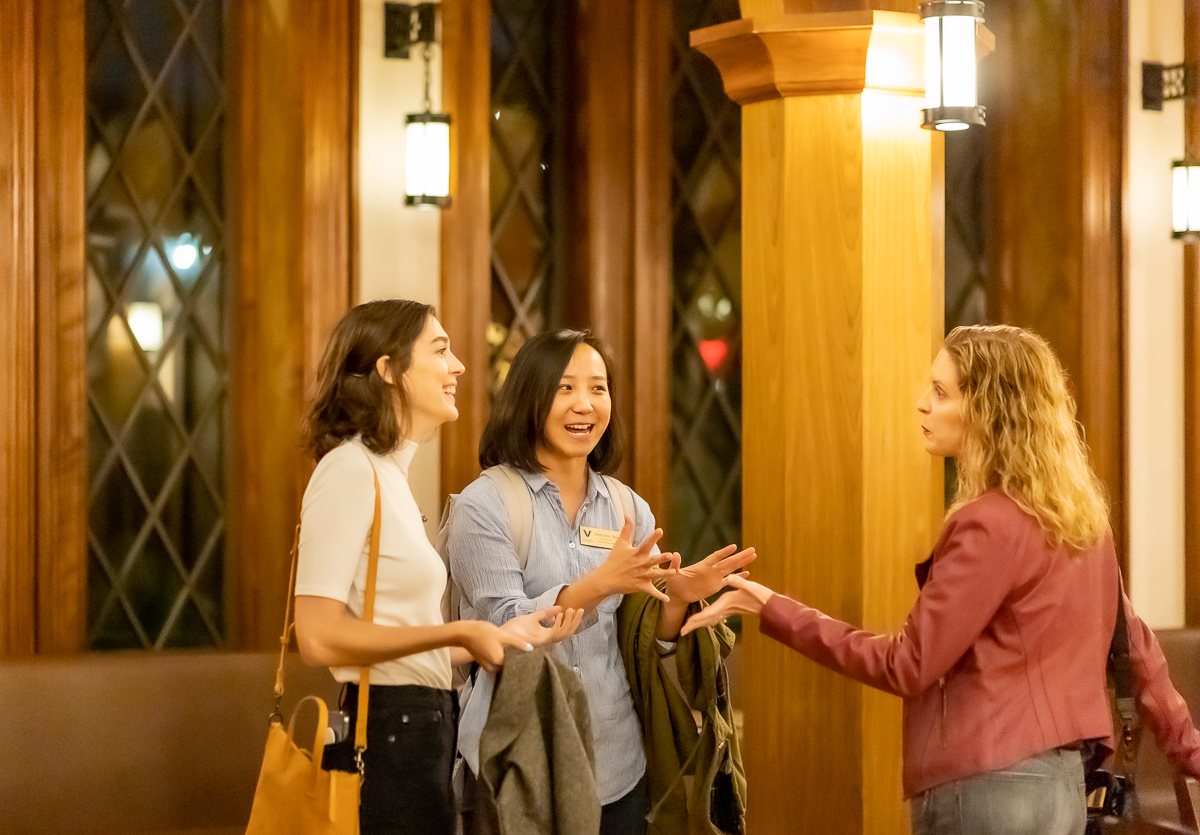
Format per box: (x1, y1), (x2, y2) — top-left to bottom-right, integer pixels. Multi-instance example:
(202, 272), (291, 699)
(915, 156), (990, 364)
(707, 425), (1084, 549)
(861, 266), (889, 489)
(698, 338), (728, 372)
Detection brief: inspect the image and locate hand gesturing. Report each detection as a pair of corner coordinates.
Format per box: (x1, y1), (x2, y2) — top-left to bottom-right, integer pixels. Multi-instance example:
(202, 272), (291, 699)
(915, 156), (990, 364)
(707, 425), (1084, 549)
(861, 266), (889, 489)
(665, 543), (756, 605)
(595, 516), (677, 603)
(501, 606), (584, 647)
(680, 573), (774, 636)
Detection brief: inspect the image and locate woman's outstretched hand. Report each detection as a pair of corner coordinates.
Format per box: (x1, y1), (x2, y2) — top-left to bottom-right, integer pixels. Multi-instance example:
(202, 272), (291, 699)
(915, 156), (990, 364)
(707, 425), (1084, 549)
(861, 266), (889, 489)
(679, 573), (774, 636)
(501, 606), (584, 647)
(665, 543), (757, 605)
(595, 516), (676, 603)
(454, 620), (535, 672)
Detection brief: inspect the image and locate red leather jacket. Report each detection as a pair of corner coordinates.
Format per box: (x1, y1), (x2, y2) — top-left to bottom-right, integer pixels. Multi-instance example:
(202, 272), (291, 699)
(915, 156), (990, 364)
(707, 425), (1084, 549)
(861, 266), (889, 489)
(759, 490), (1200, 797)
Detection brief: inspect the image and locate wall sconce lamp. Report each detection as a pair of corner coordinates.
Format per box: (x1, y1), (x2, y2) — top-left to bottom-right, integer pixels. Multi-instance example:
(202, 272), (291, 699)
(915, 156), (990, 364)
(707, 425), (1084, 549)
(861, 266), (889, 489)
(920, 0), (987, 131)
(1143, 62), (1194, 111)
(1174, 161), (1200, 240)
(385, 3), (451, 209)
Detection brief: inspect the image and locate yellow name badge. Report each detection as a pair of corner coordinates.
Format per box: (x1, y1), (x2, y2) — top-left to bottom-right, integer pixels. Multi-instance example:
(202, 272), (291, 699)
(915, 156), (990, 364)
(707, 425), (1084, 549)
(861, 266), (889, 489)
(579, 526), (620, 548)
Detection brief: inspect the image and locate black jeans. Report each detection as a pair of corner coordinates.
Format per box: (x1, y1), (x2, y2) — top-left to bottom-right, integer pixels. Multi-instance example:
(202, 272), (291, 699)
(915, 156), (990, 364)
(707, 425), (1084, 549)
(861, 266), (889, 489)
(322, 683), (458, 835)
(600, 777), (648, 835)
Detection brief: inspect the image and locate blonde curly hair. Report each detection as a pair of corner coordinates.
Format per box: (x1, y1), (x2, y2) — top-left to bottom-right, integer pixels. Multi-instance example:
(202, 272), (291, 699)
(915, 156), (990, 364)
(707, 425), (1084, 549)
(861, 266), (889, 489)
(943, 325), (1109, 551)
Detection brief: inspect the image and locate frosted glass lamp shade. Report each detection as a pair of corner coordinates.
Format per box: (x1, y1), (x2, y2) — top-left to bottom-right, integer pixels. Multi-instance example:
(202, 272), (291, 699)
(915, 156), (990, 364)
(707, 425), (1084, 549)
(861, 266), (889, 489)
(1173, 161), (1200, 239)
(405, 112), (451, 209)
(920, 1), (987, 131)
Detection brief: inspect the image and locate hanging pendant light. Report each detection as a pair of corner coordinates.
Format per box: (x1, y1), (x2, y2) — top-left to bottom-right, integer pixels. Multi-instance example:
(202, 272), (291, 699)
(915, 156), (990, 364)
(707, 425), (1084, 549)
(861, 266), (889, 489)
(1173, 161), (1200, 240)
(406, 42), (452, 209)
(920, 0), (987, 131)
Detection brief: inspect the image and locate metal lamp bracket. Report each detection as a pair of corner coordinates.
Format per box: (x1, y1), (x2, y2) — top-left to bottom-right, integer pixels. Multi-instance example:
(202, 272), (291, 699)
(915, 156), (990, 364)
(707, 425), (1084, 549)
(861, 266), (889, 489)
(1143, 62), (1195, 111)
(385, 2), (439, 59)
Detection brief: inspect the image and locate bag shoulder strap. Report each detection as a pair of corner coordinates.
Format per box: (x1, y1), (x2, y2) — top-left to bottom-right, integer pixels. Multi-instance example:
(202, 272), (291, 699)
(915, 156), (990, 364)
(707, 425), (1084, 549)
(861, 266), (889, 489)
(1109, 567), (1138, 759)
(482, 464), (534, 569)
(275, 453), (382, 761)
(601, 474), (637, 531)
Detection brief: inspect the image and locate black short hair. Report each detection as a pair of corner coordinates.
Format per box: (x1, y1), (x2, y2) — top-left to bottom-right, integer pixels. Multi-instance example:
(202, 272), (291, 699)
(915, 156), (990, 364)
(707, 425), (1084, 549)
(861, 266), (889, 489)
(479, 329), (626, 475)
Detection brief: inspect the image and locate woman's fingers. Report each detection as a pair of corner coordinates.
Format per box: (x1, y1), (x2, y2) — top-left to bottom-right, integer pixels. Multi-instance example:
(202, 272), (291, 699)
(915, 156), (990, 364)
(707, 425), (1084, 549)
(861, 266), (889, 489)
(680, 596), (734, 635)
(633, 527), (665, 555)
(702, 543), (739, 565)
(716, 547), (757, 573)
(616, 514), (636, 545)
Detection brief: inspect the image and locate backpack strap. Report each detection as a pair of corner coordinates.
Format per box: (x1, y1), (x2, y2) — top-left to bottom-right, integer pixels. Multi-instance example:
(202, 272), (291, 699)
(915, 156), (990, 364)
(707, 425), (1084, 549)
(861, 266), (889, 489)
(601, 474), (637, 532)
(482, 465), (534, 569)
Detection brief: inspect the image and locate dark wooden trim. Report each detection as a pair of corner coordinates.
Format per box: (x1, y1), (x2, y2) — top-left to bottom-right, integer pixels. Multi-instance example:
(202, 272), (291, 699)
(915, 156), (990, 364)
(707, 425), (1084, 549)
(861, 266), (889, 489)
(1076, 0), (1127, 564)
(0, 0), (38, 656)
(1184, 0), (1200, 626)
(630, 0), (672, 524)
(987, 0), (1126, 562)
(34, 0), (87, 653)
(229, 0), (354, 650)
(349, 0), (362, 305)
(439, 0), (492, 499)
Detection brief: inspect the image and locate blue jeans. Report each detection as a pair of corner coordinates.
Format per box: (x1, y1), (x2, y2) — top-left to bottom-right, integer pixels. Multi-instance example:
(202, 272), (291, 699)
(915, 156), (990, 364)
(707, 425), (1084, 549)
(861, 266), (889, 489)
(910, 748), (1087, 835)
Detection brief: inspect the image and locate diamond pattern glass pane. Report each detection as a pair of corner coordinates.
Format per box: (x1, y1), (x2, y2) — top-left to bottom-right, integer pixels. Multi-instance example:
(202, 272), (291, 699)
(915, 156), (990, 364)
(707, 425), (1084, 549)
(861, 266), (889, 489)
(86, 0), (228, 650)
(670, 0), (743, 561)
(489, 0), (562, 395)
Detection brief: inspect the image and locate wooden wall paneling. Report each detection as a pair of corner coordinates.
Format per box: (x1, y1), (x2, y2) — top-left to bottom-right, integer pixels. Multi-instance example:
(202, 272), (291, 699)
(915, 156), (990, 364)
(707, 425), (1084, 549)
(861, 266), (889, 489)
(1077, 0), (1126, 561)
(34, 0), (87, 653)
(1184, 0), (1200, 625)
(630, 0), (673, 523)
(229, 0), (354, 650)
(299, 1), (354, 389)
(439, 0), (492, 499)
(572, 1), (637, 485)
(561, 0), (672, 514)
(0, 0), (38, 656)
(987, 0), (1127, 558)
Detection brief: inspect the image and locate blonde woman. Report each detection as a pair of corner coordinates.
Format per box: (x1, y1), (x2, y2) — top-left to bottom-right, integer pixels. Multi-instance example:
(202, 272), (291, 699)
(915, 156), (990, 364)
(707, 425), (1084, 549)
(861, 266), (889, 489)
(684, 325), (1200, 835)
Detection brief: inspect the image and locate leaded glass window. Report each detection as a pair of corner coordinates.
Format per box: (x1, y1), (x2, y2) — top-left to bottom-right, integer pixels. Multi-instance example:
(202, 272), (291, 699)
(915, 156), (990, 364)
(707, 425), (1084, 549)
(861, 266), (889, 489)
(488, 0), (565, 392)
(669, 0), (743, 560)
(85, 0), (228, 649)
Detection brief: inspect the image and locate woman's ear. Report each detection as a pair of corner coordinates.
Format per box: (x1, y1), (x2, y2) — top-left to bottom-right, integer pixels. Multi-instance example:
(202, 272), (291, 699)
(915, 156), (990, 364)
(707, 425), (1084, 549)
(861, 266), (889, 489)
(375, 355), (394, 384)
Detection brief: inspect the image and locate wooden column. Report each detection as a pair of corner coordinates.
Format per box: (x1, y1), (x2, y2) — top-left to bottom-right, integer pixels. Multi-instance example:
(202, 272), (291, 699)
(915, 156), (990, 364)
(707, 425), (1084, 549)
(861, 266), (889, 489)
(986, 0), (1127, 560)
(1184, 0), (1200, 625)
(229, 0), (354, 650)
(694, 12), (943, 834)
(0, 0), (86, 656)
(0, 0), (38, 656)
(439, 0), (492, 498)
(562, 0), (672, 507)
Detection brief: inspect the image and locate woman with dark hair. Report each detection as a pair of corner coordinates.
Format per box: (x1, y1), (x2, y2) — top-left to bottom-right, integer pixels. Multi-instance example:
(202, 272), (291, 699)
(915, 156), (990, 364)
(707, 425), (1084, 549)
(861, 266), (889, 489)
(293, 299), (577, 835)
(682, 324), (1200, 835)
(447, 329), (754, 835)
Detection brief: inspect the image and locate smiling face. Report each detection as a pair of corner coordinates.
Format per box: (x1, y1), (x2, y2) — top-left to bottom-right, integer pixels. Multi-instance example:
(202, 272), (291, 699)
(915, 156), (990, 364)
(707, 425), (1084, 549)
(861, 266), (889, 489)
(536, 343), (612, 468)
(916, 349), (966, 457)
(395, 315), (464, 442)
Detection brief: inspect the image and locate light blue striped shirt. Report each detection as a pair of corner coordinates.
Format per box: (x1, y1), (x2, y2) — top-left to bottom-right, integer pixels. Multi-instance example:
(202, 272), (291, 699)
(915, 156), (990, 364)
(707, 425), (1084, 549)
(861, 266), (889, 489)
(446, 467), (655, 804)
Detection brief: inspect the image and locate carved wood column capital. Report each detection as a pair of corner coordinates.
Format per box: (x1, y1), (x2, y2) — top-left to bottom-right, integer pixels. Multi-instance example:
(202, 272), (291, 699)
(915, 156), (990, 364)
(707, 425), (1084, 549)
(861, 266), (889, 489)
(691, 10), (991, 105)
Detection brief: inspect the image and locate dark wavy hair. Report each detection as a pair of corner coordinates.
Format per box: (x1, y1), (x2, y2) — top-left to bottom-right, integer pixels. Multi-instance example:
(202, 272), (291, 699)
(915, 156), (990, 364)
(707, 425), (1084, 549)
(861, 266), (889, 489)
(480, 329), (625, 475)
(303, 299), (433, 461)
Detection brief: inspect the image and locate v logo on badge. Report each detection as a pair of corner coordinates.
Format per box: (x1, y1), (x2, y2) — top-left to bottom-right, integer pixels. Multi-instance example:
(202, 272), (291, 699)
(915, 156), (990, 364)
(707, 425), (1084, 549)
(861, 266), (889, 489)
(582, 528), (593, 537)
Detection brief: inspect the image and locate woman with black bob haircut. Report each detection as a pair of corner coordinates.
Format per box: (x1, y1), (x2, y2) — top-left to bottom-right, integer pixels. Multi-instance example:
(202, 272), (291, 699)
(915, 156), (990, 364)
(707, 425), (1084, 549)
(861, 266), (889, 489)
(448, 328), (754, 835)
(479, 330), (625, 474)
(294, 299), (575, 835)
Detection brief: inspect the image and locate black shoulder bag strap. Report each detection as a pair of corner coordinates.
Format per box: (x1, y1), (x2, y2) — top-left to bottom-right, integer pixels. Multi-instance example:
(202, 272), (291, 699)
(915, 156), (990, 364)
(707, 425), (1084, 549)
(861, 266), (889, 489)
(1111, 569), (1139, 767)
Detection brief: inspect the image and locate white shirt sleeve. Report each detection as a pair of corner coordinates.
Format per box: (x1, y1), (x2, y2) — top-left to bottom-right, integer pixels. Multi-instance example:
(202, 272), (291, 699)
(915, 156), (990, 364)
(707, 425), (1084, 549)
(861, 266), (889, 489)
(295, 445), (377, 602)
